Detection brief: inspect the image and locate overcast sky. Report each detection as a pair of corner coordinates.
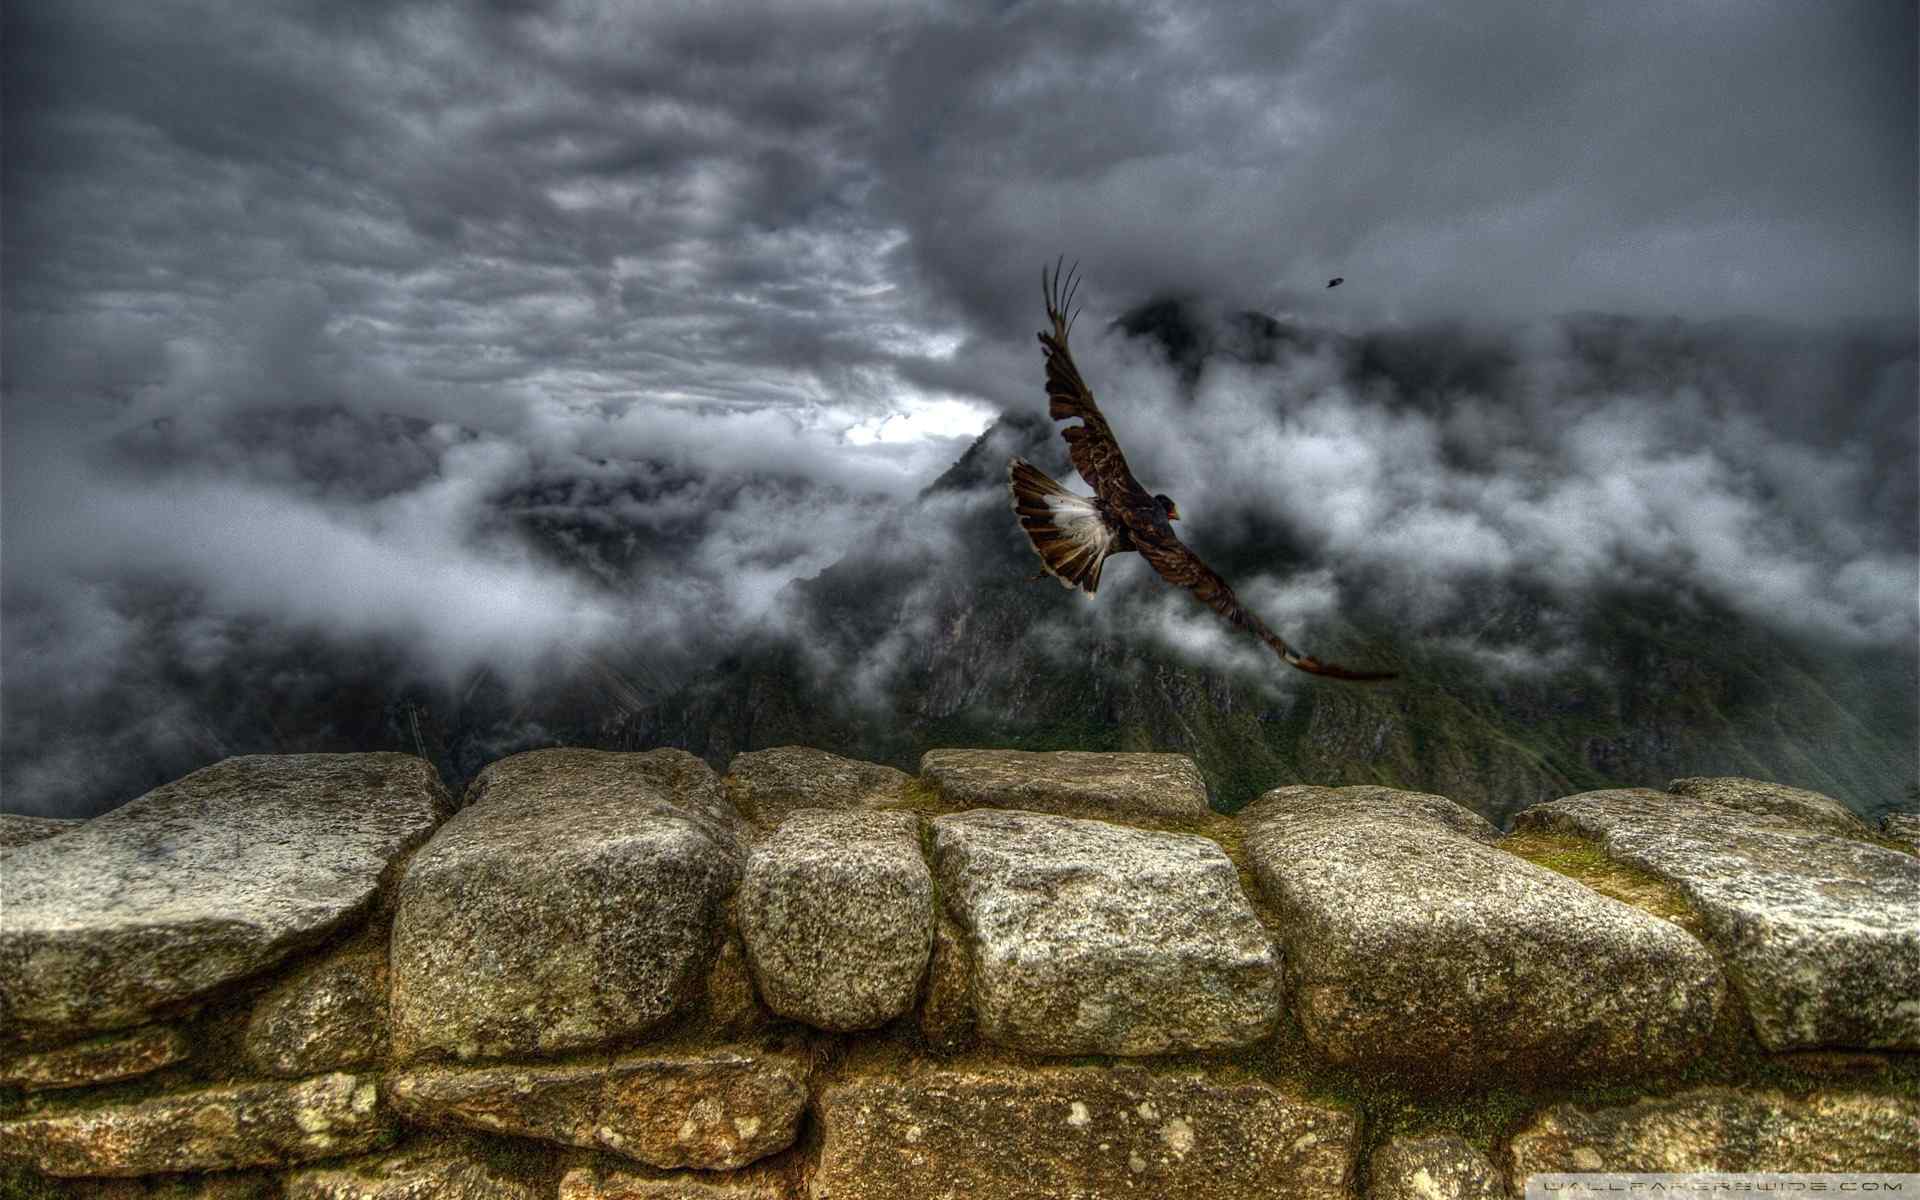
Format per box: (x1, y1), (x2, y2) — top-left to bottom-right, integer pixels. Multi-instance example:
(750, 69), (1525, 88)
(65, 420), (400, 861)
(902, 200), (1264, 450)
(3, 0), (1915, 812)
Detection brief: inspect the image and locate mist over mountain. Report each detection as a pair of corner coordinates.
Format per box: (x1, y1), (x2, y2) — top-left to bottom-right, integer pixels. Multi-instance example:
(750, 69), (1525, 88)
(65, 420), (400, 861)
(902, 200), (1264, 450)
(4, 2), (1913, 820)
(7, 296), (1911, 824)
(632, 300), (1919, 824)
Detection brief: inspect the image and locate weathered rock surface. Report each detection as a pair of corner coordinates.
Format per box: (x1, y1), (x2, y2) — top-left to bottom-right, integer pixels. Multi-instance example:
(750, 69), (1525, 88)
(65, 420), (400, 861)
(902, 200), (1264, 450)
(725, 747), (909, 830)
(0, 814), (81, 849)
(0, 1072), (389, 1177)
(810, 1065), (1357, 1199)
(284, 1138), (544, 1199)
(930, 810), (1279, 1055)
(386, 1045), (808, 1169)
(1368, 1135), (1504, 1200)
(1242, 785), (1722, 1079)
(0, 754), (446, 1039)
(737, 810), (932, 1031)
(1288, 783), (1505, 844)
(1507, 1088), (1920, 1176)
(558, 1161), (798, 1199)
(917, 912), (975, 1053)
(245, 935), (390, 1077)
(703, 932), (770, 1038)
(0, 1025), (188, 1092)
(1882, 811), (1920, 854)
(920, 749), (1210, 820)
(1516, 784), (1920, 1049)
(389, 748), (743, 1061)
(1668, 776), (1871, 836)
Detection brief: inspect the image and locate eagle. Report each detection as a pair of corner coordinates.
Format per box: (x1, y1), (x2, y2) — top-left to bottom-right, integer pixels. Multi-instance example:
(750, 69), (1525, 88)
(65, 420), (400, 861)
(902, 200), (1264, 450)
(1008, 260), (1396, 682)
(1326, 277), (1344, 288)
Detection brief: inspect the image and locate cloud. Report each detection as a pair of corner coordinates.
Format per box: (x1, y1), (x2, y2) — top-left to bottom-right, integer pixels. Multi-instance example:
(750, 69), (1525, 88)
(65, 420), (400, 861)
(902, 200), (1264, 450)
(1023, 308), (1918, 665)
(2, 0), (1913, 813)
(872, 1), (1915, 332)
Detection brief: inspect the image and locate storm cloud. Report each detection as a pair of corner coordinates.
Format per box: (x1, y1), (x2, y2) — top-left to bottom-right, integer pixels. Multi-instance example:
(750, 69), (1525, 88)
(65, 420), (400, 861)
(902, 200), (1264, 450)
(3, 0), (1914, 814)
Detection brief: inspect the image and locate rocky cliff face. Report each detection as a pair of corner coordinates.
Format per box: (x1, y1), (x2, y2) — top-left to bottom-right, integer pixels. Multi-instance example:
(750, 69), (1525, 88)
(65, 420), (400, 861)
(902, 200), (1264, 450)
(2, 748), (1916, 1197)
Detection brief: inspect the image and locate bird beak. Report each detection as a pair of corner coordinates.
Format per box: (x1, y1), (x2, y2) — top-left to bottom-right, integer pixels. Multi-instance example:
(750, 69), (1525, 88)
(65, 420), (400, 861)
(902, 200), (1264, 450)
(1168, 503), (1181, 521)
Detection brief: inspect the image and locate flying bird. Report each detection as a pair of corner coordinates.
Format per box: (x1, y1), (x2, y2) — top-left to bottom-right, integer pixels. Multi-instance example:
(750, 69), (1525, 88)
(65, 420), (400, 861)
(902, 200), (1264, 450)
(1009, 260), (1396, 682)
(1326, 277), (1344, 288)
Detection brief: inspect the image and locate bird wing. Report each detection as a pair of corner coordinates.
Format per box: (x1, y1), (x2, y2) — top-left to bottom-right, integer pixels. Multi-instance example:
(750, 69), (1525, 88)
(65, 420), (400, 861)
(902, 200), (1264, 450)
(1037, 260), (1153, 510)
(1131, 522), (1396, 681)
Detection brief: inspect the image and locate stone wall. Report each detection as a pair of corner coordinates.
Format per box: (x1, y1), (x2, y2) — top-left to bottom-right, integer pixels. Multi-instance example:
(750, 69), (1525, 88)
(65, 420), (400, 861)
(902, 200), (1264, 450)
(2, 746), (1916, 1199)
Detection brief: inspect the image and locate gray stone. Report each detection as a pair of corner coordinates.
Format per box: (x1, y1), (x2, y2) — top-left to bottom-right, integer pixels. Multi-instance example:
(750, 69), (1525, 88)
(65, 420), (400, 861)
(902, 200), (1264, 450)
(386, 1044), (809, 1170)
(0, 814), (81, 849)
(558, 1162), (799, 1199)
(1516, 785), (1920, 1050)
(725, 746), (909, 830)
(389, 748), (743, 1061)
(284, 1138), (544, 1199)
(1368, 1135), (1503, 1200)
(0, 1071), (390, 1177)
(810, 1064), (1357, 1200)
(1507, 1088), (1920, 1176)
(1242, 785), (1722, 1080)
(920, 748), (1211, 821)
(1668, 776), (1871, 835)
(1882, 812), (1920, 854)
(0, 754), (446, 1039)
(930, 810), (1280, 1055)
(1271, 784), (1504, 844)
(245, 933), (389, 1077)
(0, 1025), (188, 1092)
(737, 809), (932, 1032)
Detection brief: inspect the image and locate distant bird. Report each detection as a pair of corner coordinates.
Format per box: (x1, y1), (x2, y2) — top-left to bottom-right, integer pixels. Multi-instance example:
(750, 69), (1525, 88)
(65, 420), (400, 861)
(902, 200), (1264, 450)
(1008, 260), (1395, 681)
(1326, 277), (1344, 288)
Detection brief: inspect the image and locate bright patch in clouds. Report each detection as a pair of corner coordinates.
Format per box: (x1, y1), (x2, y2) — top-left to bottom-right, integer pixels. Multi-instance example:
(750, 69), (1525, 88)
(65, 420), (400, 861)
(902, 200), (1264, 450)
(844, 396), (994, 445)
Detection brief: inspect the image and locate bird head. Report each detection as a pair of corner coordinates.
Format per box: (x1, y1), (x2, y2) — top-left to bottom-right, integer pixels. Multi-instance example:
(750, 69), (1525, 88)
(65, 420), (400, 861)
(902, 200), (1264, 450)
(1155, 494), (1180, 522)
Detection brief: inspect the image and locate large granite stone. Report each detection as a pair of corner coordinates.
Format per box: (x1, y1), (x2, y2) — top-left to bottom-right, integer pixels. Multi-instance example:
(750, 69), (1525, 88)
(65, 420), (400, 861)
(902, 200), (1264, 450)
(920, 749), (1211, 821)
(1508, 1088), (1920, 1176)
(725, 747), (909, 830)
(737, 809), (932, 1031)
(1667, 776), (1871, 836)
(386, 1045), (808, 1169)
(1242, 785), (1722, 1079)
(245, 934), (389, 1077)
(810, 1065), (1357, 1199)
(1515, 784), (1920, 1050)
(1368, 1135), (1504, 1200)
(284, 1138), (544, 1199)
(0, 1072), (389, 1177)
(389, 748), (744, 1061)
(930, 810), (1280, 1056)
(0, 1026), (187, 1092)
(0, 814), (81, 849)
(0, 754), (447, 1039)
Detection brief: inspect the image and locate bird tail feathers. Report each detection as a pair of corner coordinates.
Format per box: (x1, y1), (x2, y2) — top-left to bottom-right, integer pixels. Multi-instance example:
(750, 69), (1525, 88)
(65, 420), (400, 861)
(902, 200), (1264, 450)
(1008, 458), (1115, 594)
(1256, 625), (1398, 681)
